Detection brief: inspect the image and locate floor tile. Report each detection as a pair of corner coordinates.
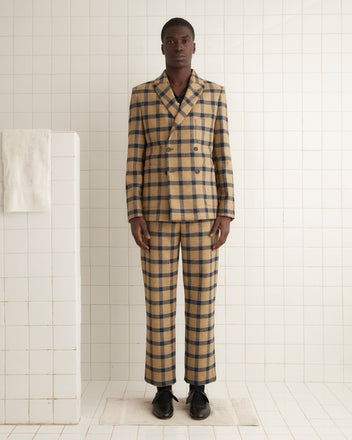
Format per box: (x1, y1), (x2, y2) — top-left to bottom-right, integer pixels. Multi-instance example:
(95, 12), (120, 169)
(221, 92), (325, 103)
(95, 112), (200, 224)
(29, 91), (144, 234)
(164, 426), (189, 440)
(188, 426), (215, 440)
(3, 381), (352, 440)
(213, 426), (241, 439)
(111, 425), (139, 440)
(137, 425), (163, 440)
(33, 435), (60, 440)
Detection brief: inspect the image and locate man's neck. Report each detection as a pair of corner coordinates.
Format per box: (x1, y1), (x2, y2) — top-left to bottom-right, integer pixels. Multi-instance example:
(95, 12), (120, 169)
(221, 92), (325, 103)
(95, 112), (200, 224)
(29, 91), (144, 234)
(165, 67), (192, 87)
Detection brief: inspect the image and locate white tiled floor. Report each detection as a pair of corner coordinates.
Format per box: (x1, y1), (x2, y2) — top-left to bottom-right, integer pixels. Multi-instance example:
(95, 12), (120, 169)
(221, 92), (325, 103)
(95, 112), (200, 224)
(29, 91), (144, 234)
(1, 381), (352, 439)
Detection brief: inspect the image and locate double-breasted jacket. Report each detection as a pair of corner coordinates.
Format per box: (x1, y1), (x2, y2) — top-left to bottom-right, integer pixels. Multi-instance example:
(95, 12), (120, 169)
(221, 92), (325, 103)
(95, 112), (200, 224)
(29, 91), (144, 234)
(126, 69), (235, 222)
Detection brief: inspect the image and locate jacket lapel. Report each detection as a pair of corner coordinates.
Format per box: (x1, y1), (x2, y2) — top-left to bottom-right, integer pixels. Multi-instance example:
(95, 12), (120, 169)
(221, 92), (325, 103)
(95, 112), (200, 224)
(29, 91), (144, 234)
(174, 70), (205, 126)
(153, 69), (205, 126)
(153, 71), (179, 118)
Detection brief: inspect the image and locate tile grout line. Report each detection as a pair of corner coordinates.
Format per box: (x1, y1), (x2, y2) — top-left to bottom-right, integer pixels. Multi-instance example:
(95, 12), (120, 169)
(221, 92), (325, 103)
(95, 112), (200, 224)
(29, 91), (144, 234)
(340, 0), (344, 387)
(281, 0), (286, 383)
(242, 0), (246, 387)
(108, 0), (111, 386)
(88, 0), (92, 386)
(301, 0), (306, 384)
(28, 0), (33, 424)
(127, 0), (132, 389)
(321, 0), (325, 387)
(299, 382), (348, 439)
(50, 0), (54, 424)
(267, 381), (315, 440)
(261, 0), (266, 385)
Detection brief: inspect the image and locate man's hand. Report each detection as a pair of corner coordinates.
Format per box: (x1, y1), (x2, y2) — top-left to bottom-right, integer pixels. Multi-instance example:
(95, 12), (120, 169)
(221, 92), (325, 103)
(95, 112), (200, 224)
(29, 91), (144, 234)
(129, 217), (151, 251)
(209, 216), (231, 250)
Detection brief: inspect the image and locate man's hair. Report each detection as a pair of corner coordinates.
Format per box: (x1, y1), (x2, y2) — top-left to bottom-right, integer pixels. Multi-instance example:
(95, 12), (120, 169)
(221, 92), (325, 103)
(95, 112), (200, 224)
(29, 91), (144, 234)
(161, 17), (195, 42)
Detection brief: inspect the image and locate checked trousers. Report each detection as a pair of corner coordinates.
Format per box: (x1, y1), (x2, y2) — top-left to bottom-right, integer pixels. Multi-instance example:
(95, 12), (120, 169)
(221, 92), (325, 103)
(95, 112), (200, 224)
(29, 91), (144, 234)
(140, 220), (219, 387)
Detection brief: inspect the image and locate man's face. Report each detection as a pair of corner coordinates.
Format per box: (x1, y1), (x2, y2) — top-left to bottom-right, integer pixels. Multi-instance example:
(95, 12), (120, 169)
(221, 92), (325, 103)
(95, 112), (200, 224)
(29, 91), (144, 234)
(161, 25), (195, 69)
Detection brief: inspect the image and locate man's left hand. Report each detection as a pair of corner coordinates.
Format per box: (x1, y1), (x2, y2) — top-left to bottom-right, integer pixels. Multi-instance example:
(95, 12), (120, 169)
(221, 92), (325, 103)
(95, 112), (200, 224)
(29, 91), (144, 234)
(209, 216), (231, 250)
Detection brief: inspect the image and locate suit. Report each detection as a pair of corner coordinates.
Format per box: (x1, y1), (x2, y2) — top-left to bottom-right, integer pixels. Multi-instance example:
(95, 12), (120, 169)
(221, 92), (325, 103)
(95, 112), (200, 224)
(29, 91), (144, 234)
(126, 69), (235, 386)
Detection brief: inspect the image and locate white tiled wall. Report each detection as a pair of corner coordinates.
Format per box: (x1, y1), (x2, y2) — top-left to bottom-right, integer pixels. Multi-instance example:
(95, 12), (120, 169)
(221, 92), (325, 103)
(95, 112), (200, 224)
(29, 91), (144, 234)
(0, 0), (351, 392)
(0, 132), (81, 424)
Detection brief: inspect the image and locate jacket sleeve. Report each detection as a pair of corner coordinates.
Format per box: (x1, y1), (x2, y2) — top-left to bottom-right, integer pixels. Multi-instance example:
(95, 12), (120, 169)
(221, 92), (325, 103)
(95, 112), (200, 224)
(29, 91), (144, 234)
(125, 88), (146, 222)
(212, 87), (235, 220)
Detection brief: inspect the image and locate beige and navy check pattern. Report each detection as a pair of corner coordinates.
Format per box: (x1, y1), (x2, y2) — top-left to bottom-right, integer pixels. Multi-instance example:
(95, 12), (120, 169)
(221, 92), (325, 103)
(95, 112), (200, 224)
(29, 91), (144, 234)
(141, 220), (219, 386)
(126, 69), (235, 386)
(126, 69), (235, 222)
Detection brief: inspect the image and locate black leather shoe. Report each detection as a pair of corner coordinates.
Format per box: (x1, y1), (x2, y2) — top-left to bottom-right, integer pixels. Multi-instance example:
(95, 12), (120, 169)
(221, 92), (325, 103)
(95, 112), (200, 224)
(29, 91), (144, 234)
(152, 387), (179, 419)
(186, 386), (211, 420)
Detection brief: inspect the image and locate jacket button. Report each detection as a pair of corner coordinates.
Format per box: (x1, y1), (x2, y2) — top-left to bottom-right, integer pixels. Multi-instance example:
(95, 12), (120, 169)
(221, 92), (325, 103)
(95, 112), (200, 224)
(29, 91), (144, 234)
(194, 147), (198, 151)
(166, 147), (172, 152)
(195, 168), (200, 174)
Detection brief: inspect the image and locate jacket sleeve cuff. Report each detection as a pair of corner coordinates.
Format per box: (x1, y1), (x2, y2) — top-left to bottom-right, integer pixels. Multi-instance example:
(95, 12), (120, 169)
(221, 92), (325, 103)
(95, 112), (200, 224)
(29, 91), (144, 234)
(217, 202), (235, 220)
(128, 209), (144, 222)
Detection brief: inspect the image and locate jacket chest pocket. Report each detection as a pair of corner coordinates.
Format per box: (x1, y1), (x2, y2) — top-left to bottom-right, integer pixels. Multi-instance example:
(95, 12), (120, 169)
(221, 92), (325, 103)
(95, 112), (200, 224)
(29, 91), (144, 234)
(192, 116), (214, 155)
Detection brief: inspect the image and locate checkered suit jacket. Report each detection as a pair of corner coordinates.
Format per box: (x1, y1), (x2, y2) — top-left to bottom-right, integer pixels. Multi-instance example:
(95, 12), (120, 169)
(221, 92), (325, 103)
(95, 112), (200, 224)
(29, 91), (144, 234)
(126, 69), (235, 222)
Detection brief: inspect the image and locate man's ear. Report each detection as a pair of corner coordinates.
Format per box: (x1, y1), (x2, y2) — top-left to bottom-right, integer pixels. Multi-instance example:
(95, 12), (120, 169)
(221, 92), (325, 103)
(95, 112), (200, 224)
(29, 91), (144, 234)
(161, 43), (165, 54)
(193, 42), (196, 54)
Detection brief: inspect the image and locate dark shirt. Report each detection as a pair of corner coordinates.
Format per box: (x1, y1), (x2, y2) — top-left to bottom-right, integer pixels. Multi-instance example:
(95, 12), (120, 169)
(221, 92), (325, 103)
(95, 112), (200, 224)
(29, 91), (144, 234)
(174, 86), (188, 104)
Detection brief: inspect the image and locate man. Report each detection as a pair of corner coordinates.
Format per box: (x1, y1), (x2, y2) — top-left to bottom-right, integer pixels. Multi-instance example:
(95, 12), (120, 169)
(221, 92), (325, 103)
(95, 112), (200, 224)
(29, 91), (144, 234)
(126, 17), (235, 420)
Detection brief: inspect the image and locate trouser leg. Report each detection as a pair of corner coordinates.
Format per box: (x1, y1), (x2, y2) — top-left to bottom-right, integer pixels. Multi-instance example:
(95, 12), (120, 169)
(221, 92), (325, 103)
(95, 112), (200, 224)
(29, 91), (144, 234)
(181, 220), (219, 385)
(141, 221), (180, 386)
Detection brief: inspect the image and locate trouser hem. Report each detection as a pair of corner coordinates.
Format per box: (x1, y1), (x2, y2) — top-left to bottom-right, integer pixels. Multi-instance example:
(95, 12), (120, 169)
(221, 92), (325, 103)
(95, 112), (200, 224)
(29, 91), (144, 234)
(145, 377), (176, 387)
(184, 376), (216, 386)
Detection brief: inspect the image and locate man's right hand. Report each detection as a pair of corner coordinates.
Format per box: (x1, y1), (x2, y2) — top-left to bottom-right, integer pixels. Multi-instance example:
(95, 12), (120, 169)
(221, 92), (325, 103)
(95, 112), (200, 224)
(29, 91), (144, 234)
(129, 217), (151, 251)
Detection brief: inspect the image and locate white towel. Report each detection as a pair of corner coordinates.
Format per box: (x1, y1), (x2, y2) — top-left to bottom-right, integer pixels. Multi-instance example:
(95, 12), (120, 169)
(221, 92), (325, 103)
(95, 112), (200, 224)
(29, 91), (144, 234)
(2, 129), (51, 212)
